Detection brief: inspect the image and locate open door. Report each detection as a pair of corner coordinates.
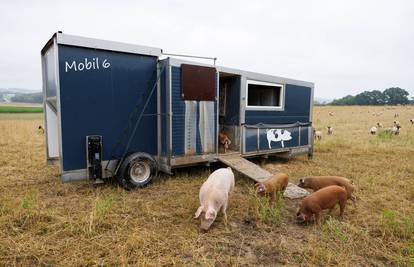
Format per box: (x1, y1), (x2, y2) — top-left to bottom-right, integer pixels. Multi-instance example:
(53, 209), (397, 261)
(180, 64), (217, 155)
(218, 72), (241, 154)
(42, 41), (60, 164)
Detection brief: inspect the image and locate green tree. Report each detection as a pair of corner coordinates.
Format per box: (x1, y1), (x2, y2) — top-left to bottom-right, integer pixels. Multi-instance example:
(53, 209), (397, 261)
(331, 95), (355, 105)
(354, 91), (372, 105)
(331, 87), (410, 106)
(369, 90), (386, 105)
(383, 87), (410, 105)
(10, 92), (43, 104)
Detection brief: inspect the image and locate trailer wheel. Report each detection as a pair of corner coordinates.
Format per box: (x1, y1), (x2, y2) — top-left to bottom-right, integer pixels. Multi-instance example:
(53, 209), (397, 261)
(117, 152), (158, 190)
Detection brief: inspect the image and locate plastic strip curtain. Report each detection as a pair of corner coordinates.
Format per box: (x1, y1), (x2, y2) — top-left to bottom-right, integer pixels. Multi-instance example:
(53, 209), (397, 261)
(184, 101), (197, 154)
(199, 101), (215, 153)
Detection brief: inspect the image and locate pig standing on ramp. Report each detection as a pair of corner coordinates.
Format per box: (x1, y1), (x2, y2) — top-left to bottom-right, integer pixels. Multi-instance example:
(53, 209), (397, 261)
(194, 167), (235, 231)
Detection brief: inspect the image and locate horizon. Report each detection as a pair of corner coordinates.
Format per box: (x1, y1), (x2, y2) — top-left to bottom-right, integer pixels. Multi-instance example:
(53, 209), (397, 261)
(1, 87), (412, 102)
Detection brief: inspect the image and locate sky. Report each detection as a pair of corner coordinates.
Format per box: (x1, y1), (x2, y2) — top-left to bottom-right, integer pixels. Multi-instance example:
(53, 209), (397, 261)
(0, 0), (413, 100)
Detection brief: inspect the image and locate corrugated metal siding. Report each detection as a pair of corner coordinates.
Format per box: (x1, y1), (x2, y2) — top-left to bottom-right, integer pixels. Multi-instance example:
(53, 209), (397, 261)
(160, 60), (167, 156)
(171, 66), (185, 156)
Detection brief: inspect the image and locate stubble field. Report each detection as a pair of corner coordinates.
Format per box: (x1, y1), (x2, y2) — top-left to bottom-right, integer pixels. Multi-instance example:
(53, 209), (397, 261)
(0, 106), (413, 266)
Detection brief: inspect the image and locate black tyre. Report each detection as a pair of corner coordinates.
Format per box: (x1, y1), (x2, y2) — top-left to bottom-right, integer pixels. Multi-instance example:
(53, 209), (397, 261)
(117, 152), (158, 190)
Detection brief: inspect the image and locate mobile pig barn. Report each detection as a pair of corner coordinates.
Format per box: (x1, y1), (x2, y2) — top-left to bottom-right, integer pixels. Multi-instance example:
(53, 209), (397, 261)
(41, 32), (314, 189)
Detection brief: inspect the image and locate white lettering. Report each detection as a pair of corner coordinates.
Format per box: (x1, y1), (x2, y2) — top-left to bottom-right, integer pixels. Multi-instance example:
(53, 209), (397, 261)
(78, 62), (85, 71)
(102, 59), (110, 69)
(64, 57), (111, 73)
(65, 61), (77, 72)
(85, 58), (92, 70)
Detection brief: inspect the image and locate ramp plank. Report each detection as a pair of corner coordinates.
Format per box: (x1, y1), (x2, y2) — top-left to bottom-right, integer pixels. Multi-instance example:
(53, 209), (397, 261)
(218, 154), (272, 182)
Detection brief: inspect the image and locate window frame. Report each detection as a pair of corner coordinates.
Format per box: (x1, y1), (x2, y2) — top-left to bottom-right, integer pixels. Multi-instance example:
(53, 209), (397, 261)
(245, 80), (285, 111)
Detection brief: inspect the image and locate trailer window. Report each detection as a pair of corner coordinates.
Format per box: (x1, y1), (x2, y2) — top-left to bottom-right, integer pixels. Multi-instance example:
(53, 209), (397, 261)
(246, 80), (284, 110)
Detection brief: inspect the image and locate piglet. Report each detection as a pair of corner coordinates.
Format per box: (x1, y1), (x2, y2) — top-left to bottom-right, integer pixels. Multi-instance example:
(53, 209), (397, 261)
(255, 172), (289, 201)
(219, 132), (231, 153)
(194, 167), (235, 231)
(296, 185), (347, 226)
(297, 176), (355, 203)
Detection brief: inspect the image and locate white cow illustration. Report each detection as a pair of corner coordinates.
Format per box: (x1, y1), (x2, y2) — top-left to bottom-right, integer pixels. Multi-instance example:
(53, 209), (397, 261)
(266, 129), (292, 148)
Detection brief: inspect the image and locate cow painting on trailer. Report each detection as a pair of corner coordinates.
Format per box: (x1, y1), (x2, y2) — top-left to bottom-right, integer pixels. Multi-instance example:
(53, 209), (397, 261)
(266, 129), (292, 148)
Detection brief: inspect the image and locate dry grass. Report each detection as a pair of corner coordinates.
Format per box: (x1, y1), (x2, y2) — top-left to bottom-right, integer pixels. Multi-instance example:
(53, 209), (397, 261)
(0, 106), (413, 266)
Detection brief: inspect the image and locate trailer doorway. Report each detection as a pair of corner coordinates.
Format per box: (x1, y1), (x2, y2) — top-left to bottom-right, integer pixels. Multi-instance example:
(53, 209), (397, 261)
(218, 73), (241, 154)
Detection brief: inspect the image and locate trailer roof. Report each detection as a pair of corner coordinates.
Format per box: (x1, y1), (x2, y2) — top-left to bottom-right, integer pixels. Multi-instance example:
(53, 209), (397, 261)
(165, 57), (314, 88)
(40, 32), (313, 88)
(217, 65), (314, 88)
(41, 32), (162, 57)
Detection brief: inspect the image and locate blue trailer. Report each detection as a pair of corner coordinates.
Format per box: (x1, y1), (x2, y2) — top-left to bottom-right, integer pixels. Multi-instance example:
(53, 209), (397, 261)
(41, 32), (314, 189)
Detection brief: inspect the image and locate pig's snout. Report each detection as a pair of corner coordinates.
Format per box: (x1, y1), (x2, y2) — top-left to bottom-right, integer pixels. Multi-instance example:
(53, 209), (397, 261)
(256, 185), (266, 196)
(199, 218), (214, 231)
(198, 227), (209, 233)
(198, 208), (217, 231)
(224, 141), (229, 149)
(297, 178), (306, 188)
(296, 213), (306, 224)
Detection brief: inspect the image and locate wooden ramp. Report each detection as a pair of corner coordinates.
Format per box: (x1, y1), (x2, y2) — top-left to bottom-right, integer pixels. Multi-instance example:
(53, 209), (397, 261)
(218, 154), (310, 199)
(217, 154), (272, 182)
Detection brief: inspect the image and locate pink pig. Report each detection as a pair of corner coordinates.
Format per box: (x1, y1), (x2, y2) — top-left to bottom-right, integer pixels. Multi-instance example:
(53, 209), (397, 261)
(194, 167), (235, 231)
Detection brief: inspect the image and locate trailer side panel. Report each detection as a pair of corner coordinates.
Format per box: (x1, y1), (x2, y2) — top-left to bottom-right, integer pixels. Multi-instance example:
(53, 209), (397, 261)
(243, 84), (312, 153)
(58, 45), (158, 171)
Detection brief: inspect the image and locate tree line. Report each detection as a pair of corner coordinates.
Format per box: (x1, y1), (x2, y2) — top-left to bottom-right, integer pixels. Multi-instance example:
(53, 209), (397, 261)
(10, 92), (43, 104)
(330, 87), (412, 106)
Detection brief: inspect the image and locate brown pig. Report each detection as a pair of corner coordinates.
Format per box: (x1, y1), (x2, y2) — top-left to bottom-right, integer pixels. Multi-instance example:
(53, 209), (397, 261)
(296, 185), (347, 225)
(297, 176), (355, 203)
(255, 173), (289, 201)
(219, 132), (231, 153)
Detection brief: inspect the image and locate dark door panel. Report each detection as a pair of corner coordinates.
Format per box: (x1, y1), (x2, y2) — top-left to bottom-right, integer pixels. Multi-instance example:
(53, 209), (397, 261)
(181, 64), (216, 101)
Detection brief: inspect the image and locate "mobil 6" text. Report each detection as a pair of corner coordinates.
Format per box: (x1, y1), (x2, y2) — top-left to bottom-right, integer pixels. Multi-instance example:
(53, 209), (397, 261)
(65, 58), (110, 72)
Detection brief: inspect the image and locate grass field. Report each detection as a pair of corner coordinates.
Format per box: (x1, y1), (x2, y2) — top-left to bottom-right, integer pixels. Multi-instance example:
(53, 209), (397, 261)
(0, 106), (413, 266)
(0, 105), (43, 113)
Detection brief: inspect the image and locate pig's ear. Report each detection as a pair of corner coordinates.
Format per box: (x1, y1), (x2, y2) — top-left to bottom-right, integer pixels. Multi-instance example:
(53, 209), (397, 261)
(254, 183), (259, 187)
(194, 206), (204, 218)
